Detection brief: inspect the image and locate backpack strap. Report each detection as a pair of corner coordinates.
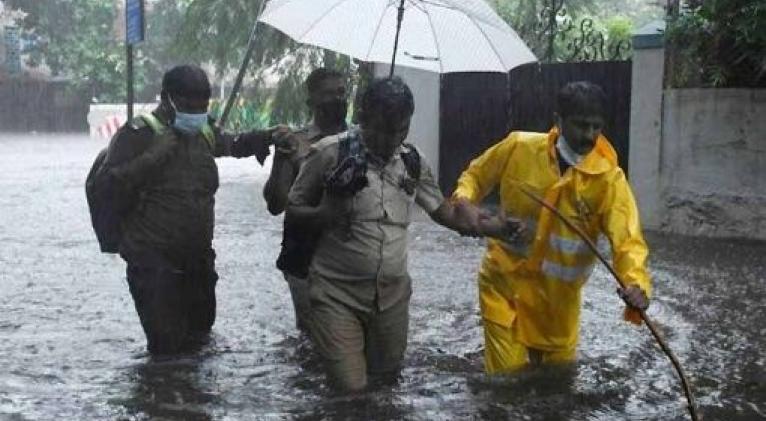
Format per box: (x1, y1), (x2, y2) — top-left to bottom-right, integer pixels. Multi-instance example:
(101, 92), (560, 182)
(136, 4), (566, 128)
(137, 113), (215, 152)
(137, 113), (167, 135)
(200, 123), (216, 152)
(337, 128), (365, 163)
(325, 129), (369, 196)
(338, 131), (352, 163)
(400, 142), (421, 181)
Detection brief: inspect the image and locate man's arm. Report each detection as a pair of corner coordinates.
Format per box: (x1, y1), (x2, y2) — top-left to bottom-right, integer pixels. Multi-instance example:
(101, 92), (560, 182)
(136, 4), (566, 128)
(263, 133), (302, 215)
(285, 142), (338, 228)
(600, 170), (652, 322)
(430, 198), (524, 240)
(213, 125), (289, 163)
(452, 132), (518, 204)
(415, 150), (524, 239)
(94, 124), (174, 213)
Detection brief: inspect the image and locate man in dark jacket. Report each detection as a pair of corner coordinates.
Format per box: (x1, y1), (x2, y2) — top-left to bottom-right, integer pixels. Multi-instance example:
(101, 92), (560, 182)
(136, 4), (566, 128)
(94, 65), (284, 355)
(263, 67), (348, 332)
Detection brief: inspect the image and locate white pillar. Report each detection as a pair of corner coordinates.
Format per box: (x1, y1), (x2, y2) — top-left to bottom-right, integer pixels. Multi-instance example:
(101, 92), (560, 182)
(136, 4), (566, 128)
(373, 64), (441, 179)
(628, 21), (665, 229)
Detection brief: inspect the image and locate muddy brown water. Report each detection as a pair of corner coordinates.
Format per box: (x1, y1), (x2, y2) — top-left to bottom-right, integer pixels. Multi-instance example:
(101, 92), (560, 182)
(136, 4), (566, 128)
(1, 134), (764, 420)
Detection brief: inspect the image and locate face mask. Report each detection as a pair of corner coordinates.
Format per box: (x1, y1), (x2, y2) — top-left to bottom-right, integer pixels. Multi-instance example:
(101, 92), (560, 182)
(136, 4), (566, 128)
(169, 96), (208, 134)
(556, 135), (585, 166)
(314, 98), (348, 130)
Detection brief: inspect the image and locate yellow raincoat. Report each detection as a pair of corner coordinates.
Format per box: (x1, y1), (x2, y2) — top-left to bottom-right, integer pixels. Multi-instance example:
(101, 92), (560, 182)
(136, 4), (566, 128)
(453, 128), (651, 370)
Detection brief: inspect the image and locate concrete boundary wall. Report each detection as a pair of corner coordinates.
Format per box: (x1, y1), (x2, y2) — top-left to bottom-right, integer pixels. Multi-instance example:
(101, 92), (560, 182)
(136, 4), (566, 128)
(629, 21), (766, 240)
(659, 89), (766, 239)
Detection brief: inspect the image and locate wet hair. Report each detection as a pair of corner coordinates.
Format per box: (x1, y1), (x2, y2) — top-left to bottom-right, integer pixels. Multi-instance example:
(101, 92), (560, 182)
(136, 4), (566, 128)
(359, 76), (414, 125)
(557, 81), (607, 119)
(305, 68), (345, 95)
(161, 65), (211, 100)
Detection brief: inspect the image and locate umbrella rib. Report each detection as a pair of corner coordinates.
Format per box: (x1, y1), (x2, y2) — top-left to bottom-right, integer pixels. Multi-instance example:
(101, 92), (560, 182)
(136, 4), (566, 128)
(418, 2), (444, 73)
(296, 0), (353, 40)
(464, 12), (508, 71)
(365, 1), (396, 61)
(417, 0), (508, 32)
(260, 0), (295, 17)
(406, 0), (427, 13)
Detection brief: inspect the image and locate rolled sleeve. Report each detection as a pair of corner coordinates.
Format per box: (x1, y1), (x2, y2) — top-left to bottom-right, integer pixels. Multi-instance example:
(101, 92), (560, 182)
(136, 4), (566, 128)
(453, 132), (517, 204)
(414, 155), (444, 214)
(288, 142), (338, 207)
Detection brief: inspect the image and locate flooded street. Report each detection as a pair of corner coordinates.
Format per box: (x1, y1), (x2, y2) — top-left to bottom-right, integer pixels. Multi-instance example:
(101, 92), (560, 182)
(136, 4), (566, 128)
(1, 134), (764, 420)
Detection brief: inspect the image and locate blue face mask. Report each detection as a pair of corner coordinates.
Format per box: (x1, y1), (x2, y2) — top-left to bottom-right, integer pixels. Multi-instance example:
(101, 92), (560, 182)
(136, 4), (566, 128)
(169, 96), (209, 134)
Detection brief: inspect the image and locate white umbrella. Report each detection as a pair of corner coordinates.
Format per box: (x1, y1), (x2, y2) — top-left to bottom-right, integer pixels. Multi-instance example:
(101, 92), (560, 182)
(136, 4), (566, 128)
(259, 0), (537, 74)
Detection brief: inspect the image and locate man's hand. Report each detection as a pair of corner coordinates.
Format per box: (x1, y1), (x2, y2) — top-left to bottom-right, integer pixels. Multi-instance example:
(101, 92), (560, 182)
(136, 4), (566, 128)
(268, 125), (291, 146)
(478, 212), (526, 243)
(273, 130), (299, 157)
(110, 136), (179, 187)
(618, 286), (649, 311)
(445, 198), (526, 241)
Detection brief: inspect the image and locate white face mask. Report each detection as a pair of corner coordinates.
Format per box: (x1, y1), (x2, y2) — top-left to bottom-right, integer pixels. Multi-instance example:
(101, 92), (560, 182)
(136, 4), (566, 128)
(169, 96), (208, 134)
(556, 135), (585, 167)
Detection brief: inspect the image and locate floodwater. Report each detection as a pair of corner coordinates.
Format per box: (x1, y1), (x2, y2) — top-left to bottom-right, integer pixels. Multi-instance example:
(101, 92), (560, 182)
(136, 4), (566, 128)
(1, 134), (764, 421)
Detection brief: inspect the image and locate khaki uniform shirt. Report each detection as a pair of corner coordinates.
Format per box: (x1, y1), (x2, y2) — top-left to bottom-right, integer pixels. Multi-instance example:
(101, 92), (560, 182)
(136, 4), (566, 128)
(288, 131), (444, 311)
(287, 123), (324, 168)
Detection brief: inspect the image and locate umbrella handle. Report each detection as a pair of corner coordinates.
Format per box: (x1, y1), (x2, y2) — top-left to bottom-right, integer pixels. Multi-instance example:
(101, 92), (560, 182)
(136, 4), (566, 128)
(217, 0), (268, 130)
(389, 0), (406, 77)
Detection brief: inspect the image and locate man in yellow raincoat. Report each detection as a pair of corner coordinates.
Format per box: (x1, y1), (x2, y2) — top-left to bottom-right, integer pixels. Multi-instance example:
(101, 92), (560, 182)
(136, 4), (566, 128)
(453, 81), (651, 373)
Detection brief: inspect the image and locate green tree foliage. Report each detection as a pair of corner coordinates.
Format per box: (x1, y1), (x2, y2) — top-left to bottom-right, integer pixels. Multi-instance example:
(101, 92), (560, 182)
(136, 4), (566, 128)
(8, 0), (666, 121)
(489, 0), (593, 61)
(488, 0), (641, 62)
(8, 0), (366, 127)
(8, 0), (127, 101)
(175, 0), (358, 127)
(7, 0), (188, 102)
(666, 0), (766, 88)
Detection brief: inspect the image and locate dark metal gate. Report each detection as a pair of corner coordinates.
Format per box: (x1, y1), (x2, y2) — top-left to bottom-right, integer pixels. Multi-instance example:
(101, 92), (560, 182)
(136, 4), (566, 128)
(439, 61), (632, 193)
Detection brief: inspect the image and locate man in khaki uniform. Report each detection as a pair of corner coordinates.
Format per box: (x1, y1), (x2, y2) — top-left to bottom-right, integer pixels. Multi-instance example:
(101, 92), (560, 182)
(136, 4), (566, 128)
(286, 77), (523, 391)
(263, 68), (349, 331)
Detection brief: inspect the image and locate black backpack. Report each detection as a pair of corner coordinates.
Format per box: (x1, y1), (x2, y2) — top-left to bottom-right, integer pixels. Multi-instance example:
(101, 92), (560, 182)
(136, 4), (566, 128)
(85, 148), (121, 253)
(85, 115), (157, 254)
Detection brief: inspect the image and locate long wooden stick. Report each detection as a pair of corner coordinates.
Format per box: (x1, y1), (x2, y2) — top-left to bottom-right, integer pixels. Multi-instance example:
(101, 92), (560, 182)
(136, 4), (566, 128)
(518, 186), (700, 421)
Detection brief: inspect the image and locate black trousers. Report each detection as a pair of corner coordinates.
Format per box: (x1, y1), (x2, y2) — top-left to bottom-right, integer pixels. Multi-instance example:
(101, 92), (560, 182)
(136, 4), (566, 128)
(125, 249), (218, 355)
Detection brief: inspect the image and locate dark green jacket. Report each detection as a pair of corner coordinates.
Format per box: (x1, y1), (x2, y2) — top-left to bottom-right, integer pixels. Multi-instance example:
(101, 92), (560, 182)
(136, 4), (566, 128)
(95, 110), (271, 262)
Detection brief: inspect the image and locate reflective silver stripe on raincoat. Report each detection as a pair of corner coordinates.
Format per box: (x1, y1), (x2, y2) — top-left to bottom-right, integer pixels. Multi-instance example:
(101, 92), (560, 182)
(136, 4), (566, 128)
(541, 259), (595, 282)
(548, 234), (593, 256)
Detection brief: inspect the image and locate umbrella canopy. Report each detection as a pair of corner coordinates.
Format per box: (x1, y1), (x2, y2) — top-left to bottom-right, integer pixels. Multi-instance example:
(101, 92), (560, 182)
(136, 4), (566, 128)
(259, 0), (537, 74)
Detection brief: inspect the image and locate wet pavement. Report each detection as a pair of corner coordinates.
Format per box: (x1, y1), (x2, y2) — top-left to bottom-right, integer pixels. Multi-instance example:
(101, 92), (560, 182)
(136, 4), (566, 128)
(1, 134), (764, 420)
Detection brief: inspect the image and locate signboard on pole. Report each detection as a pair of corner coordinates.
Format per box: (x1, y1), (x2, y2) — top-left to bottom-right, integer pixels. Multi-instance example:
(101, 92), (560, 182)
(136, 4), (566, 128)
(125, 0), (144, 121)
(125, 0), (144, 45)
(4, 26), (21, 75)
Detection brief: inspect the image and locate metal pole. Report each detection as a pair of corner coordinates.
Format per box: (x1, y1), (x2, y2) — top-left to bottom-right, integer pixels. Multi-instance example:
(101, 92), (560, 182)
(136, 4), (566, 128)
(127, 43), (134, 121)
(389, 0), (406, 77)
(218, 0), (267, 130)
